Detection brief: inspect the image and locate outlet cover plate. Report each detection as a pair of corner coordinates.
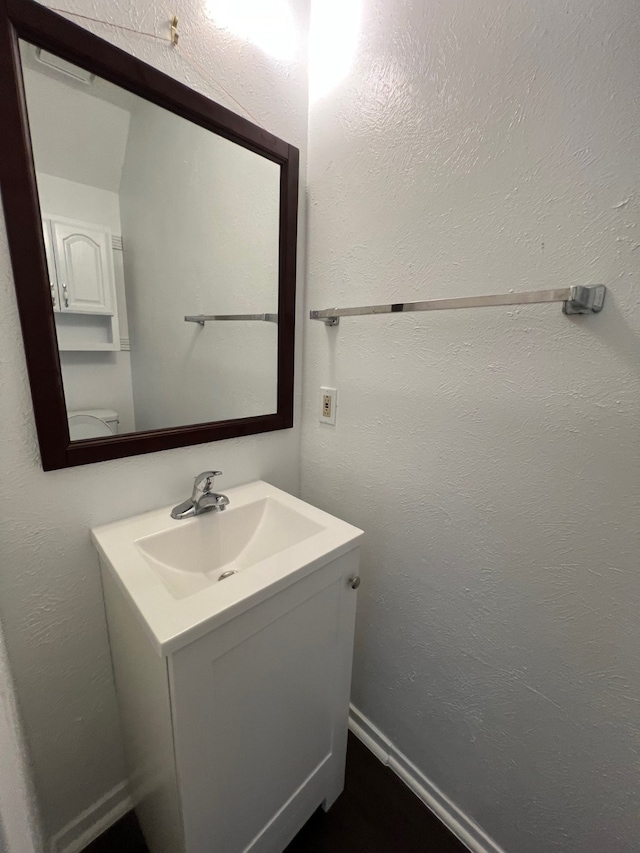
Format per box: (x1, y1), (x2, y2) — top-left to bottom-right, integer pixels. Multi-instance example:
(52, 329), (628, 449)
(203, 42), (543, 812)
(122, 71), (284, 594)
(319, 387), (337, 425)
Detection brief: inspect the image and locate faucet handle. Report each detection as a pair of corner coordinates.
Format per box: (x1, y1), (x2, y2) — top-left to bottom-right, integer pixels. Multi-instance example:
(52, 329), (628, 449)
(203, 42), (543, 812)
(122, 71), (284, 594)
(192, 470), (222, 497)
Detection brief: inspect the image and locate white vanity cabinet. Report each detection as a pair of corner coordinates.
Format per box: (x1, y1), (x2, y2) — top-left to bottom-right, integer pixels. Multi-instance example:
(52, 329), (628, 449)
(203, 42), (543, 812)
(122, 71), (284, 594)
(94, 483), (363, 853)
(42, 214), (120, 350)
(103, 550), (359, 853)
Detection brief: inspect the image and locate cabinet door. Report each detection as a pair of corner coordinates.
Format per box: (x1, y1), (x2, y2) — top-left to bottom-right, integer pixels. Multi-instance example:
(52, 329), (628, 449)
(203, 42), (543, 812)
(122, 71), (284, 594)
(41, 219), (60, 313)
(169, 551), (359, 853)
(51, 219), (115, 314)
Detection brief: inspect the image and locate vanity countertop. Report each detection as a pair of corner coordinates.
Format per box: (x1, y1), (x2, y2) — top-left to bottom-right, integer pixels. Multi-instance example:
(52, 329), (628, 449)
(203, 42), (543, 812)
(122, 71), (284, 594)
(92, 480), (363, 656)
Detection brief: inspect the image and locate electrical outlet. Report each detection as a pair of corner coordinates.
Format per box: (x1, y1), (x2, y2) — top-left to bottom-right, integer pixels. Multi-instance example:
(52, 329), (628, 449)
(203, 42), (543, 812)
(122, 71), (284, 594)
(319, 386), (337, 425)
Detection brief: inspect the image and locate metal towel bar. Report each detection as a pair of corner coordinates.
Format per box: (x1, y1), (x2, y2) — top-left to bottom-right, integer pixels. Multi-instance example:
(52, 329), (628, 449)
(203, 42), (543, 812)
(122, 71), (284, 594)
(185, 313), (278, 326)
(309, 285), (606, 326)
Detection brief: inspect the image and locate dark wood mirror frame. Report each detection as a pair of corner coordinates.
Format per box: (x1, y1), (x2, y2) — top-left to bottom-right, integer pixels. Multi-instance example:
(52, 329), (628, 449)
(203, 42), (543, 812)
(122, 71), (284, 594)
(0, 0), (298, 471)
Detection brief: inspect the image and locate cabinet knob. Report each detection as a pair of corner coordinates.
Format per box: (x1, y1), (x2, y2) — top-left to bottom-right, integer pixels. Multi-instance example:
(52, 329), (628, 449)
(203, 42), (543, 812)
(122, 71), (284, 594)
(349, 576), (361, 590)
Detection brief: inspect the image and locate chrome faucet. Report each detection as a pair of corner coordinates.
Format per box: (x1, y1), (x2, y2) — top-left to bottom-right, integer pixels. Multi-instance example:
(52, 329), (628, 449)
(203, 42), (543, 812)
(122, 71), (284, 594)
(170, 471), (230, 519)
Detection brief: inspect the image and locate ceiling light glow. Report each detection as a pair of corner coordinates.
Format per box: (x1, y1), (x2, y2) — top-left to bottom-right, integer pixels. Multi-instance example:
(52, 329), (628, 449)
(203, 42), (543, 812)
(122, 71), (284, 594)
(309, 0), (362, 101)
(206, 0), (298, 62)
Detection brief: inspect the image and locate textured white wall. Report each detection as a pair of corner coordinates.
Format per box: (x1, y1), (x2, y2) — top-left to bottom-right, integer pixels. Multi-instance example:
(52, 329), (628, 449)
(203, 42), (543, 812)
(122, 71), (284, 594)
(120, 100), (280, 430)
(0, 0), (308, 843)
(302, 1), (640, 851)
(0, 621), (41, 853)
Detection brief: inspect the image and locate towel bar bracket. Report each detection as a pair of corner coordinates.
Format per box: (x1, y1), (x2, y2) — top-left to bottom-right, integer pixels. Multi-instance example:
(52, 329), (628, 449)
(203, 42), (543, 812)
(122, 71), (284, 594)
(563, 285), (606, 315)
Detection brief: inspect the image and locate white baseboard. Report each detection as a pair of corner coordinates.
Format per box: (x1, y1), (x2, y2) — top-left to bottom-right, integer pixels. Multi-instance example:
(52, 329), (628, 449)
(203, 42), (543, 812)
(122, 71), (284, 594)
(48, 711), (503, 853)
(348, 705), (507, 853)
(49, 780), (132, 853)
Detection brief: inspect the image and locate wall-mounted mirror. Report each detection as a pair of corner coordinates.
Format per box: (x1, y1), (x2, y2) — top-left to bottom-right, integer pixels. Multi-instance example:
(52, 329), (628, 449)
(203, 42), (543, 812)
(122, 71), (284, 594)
(0, 0), (298, 470)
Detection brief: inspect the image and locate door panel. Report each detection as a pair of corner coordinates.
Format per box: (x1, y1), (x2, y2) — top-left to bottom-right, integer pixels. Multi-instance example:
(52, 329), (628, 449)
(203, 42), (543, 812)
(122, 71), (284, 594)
(170, 572), (350, 853)
(52, 220), (114, 314)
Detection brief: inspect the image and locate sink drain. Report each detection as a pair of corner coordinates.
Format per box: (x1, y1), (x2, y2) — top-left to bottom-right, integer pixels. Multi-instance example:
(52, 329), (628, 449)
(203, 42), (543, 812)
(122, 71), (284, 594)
(218, 570), (237, 581)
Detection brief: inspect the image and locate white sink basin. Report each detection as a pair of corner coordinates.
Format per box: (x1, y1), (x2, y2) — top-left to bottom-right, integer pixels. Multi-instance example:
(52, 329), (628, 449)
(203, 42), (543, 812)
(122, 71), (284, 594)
(92, 481), (363, 655)
(136, 497), (325, 599)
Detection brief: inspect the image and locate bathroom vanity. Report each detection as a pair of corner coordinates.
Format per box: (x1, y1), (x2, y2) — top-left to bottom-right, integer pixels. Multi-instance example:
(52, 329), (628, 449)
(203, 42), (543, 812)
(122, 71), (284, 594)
(92, 482), (363, 853)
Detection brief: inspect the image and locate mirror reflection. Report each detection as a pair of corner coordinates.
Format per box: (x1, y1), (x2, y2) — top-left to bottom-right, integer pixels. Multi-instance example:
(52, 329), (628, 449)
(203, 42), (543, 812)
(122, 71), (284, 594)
(19, 41), (280, 440)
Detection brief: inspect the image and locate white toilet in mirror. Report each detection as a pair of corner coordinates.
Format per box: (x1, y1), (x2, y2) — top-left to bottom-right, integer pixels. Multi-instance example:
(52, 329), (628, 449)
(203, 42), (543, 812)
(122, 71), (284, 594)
(67, 409), (119, 440)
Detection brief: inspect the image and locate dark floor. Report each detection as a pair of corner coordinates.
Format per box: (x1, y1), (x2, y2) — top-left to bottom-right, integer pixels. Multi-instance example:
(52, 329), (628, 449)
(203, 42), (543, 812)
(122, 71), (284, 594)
(83, 734), (468, 853)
